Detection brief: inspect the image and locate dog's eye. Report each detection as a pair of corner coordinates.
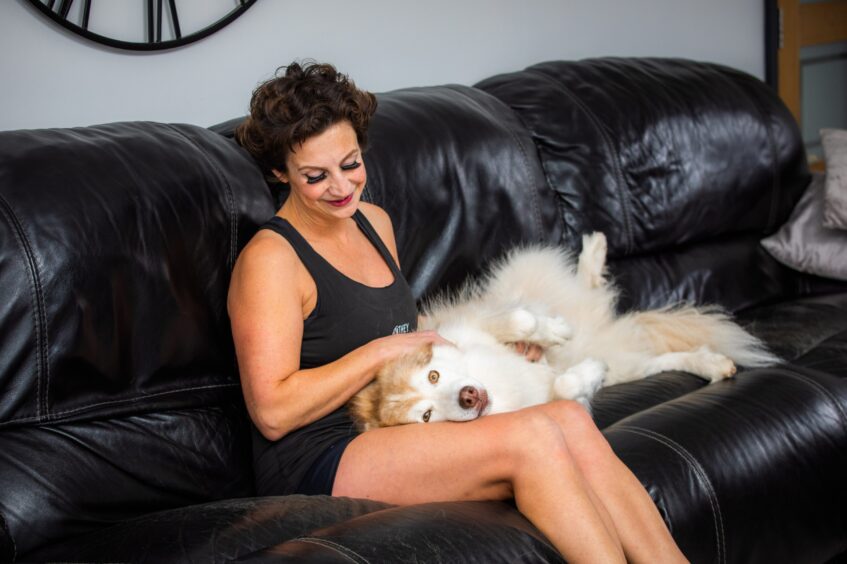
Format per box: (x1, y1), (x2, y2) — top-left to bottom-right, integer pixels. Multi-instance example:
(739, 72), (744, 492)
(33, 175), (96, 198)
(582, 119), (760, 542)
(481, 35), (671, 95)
(422, 409), (432, 423)
(428, 370), (440, 384)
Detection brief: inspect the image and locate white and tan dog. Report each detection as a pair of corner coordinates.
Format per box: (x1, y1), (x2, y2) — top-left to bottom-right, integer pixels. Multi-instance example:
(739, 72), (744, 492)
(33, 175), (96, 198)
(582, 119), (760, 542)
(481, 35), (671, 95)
(349, 233), (778, 430)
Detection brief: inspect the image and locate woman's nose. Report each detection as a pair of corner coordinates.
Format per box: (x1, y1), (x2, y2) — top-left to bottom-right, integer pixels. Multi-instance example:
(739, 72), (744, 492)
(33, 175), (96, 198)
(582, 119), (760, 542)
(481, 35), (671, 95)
(328, 170), (353, 192)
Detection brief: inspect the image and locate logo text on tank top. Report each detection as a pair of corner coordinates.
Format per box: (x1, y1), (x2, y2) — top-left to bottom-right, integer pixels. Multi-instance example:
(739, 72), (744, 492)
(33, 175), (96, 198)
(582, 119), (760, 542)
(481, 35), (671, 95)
(392, 322), (410, 335)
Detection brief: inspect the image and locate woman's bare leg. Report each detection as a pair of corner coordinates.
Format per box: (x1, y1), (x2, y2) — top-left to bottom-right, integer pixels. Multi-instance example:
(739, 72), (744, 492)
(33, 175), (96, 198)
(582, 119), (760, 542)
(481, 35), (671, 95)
(533, 401), (688, 563)
(333, 406), (625, 563)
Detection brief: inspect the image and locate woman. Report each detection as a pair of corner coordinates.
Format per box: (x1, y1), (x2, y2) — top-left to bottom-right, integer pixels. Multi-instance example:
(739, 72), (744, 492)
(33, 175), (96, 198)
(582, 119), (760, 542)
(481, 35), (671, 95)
(228, 61), (687, 563)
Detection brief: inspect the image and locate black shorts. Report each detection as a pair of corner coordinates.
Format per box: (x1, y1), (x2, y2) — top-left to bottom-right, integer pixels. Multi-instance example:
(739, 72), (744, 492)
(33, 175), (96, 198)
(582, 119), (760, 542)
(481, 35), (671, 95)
(297, 435), (357, 496)
(252, 406), (360, 496)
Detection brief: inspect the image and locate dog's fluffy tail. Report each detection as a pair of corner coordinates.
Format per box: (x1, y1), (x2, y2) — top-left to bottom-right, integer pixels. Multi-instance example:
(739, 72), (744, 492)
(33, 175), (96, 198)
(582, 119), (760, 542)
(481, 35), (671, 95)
(632, 305), (780, 368)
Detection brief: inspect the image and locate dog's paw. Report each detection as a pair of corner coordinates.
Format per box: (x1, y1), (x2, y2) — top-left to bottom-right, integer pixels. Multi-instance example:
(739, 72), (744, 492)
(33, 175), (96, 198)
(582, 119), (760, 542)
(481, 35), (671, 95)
(553, 358), (607, 400)
(535, 315), (573, 346)
(578, 232), (608, 289)
(695, 347), (737, 382)
(570, 358), (608, 394)
(506, 307), (539, 339)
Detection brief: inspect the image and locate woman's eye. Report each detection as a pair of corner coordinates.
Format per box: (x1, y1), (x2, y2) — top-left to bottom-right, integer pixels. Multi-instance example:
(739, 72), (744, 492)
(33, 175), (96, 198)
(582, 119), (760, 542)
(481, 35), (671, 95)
(422, 409), (432, 423)
(428, 370), (439, 384)
(341, 160), (361, 171)
(305, 172), (326, 184)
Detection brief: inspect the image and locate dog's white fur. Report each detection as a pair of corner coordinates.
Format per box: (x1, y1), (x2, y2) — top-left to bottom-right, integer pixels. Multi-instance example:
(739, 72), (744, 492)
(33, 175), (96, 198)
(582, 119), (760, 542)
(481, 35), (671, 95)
(348, 233), (779, 430)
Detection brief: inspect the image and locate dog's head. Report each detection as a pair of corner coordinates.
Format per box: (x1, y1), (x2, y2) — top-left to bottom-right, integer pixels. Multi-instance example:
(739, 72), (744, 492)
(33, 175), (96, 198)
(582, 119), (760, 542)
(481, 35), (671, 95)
(349, 343), (492, 431)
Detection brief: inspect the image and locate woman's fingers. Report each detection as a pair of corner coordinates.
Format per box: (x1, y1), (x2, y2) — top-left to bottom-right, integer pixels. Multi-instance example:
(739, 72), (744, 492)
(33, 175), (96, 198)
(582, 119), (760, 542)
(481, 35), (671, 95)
(373, 330), (453, 363)
(417, 330), (455, 347)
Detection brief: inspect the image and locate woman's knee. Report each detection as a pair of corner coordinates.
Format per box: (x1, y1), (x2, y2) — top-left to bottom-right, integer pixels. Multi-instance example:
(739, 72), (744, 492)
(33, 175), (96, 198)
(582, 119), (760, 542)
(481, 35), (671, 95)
(542, 400), (600, 434)
(502, 408), (572, 465)
(539, 400), (618, 465)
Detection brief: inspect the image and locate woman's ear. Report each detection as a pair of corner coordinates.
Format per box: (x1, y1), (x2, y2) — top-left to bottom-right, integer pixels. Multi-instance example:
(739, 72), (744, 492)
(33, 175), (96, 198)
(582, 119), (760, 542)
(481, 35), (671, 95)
(271, 168), (289, 184)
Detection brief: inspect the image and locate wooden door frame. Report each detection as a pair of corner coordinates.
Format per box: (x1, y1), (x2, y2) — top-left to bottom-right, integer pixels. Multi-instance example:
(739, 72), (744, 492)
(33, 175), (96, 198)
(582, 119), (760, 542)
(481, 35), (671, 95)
(766, 0), (847, 168)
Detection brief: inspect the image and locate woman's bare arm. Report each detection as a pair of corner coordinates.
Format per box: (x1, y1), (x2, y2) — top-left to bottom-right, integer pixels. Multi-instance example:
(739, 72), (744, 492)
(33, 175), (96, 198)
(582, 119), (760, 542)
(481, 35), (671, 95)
(228, 233), (445, 441)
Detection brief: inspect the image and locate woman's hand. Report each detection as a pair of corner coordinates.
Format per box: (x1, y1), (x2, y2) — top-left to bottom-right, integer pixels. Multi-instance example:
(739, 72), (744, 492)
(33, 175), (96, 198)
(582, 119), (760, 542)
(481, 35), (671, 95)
(369, 330), (454, 367)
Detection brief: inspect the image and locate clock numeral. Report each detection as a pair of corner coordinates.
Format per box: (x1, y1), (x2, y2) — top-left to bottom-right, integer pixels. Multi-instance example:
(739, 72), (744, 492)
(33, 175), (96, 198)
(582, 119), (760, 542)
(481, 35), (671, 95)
(28, 0), (256, 51)
(58, 0), (72, 19)
(167, 0), (182, 41)
(147, 0), (181, 44)
(43, 0), (87, 30)
(147, 0), (153, 42)
(81, 0), (90, 29)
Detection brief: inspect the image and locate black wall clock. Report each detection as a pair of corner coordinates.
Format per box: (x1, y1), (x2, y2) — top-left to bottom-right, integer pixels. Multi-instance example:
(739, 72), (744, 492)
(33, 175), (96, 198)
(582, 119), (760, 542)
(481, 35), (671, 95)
(24, 0), (258, 51)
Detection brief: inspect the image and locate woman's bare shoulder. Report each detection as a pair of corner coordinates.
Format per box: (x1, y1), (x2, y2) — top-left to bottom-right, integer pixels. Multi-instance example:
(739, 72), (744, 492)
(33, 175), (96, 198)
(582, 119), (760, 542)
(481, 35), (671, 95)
(234, 228), (298, 275)
(359, 200), (393, 226)
(228, 228), (302, 308)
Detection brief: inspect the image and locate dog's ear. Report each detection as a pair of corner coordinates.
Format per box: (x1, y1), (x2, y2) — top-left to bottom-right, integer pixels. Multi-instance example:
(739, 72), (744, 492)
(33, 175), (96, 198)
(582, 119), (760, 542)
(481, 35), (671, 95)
(348, 381), (381, 432)
(379, 343), (433, 383)
(415, 342), (434, 365)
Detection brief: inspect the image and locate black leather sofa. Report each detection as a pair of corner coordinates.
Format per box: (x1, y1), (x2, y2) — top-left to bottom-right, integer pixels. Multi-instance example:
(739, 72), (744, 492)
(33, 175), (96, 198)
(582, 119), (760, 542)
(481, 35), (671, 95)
(1, 58), (845, 563)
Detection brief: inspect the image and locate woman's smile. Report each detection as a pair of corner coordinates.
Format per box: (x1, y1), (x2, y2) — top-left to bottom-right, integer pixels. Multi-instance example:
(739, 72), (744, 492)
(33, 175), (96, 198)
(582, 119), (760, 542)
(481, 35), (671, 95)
(326, 193), (354, 207)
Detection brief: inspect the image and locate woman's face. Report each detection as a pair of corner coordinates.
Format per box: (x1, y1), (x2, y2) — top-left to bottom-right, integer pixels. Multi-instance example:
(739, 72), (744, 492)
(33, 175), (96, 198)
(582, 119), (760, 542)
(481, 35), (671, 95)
(274, 120), (367, 219)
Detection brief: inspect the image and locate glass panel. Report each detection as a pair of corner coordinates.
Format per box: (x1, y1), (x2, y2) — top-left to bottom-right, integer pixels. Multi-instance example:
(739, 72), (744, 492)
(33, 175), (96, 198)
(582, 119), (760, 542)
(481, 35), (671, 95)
(800, 41), (847, 162)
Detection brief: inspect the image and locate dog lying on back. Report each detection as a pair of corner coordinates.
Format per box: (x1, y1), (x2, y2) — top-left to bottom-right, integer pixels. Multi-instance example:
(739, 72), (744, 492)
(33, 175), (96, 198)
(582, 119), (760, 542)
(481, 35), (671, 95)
(348, 233), (779, 430)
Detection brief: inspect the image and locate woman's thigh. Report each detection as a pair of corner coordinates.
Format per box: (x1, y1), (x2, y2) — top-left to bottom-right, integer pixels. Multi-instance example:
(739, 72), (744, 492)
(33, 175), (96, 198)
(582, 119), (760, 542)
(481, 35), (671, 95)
(332, 405), (571, 504)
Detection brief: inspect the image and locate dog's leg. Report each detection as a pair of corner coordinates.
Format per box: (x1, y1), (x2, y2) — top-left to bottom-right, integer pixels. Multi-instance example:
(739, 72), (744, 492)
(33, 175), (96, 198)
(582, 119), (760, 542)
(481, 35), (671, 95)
(578, 232), (608, 289)
(482, 307), (573, 348)
(553, 358), (607, 411)
(639, 346), (737, 383)
(532, 311), (574, 346)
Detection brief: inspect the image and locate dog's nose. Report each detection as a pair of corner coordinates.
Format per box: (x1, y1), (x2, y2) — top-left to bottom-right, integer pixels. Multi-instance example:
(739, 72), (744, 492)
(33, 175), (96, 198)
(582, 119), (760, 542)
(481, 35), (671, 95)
(459, 386), (479, 409)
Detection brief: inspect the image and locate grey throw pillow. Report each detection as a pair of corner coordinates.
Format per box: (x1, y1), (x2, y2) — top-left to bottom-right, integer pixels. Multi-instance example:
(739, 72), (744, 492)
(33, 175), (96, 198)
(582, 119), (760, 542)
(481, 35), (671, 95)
(761, 173), (847, 281)
(822, 128), (847, 230)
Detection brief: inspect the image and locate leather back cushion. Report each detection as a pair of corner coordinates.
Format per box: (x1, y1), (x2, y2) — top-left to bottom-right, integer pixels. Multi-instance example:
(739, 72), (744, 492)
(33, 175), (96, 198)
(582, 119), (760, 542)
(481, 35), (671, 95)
(361, 85), (560, 299)
(476, 58), (809, 256)
(476, 58), (822, 311)
(0, 122), (273, 553)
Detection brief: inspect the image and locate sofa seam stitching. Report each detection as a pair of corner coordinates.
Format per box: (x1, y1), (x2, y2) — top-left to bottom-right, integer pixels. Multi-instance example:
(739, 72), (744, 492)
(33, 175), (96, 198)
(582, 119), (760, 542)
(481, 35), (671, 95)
(0, 383), (240, 427)
(486, 86), (572, 244)
(736, 76), (781, 231)
(779, 370), (847, 423)
(526, 68), (635, 253)
(0, 193), (50, 423)
(477, 81), (576, 245)
(46, 382), (239, 418)
(453, 85), (546, 243)
(293, 537), (368, 563)
(614, 424), (726, 564)
(166, 125), (239, 271)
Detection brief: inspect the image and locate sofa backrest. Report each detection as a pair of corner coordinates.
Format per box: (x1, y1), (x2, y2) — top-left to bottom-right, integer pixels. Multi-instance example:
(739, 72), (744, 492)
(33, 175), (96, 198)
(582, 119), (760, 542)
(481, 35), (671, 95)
(0, 122), (273, 554)
(474, 58), (832, 312)
(476, 58), (808, 255)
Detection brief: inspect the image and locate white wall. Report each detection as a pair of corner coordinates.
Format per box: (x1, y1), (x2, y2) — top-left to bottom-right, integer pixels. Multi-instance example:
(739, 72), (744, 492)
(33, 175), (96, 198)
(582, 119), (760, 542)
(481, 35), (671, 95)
(0, 0), (764, 131)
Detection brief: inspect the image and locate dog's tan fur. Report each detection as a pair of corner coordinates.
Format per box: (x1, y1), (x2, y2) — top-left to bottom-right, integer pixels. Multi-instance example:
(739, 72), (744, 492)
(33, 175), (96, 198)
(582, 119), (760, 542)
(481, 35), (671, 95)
(349, 344), (433, 430)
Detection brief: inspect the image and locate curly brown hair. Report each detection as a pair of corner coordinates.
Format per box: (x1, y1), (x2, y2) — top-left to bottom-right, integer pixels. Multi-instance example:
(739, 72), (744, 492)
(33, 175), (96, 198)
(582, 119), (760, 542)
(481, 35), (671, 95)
(235, 61), (377, 178)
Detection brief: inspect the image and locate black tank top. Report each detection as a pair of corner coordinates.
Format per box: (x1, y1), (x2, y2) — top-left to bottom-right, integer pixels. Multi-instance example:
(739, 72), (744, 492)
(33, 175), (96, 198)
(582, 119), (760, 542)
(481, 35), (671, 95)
(251, 210), (418, 495)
